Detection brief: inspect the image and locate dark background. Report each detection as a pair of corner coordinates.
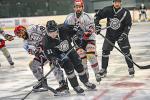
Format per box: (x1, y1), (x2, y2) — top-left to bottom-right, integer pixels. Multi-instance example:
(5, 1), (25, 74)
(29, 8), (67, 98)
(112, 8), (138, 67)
(0, 0), (149, 18)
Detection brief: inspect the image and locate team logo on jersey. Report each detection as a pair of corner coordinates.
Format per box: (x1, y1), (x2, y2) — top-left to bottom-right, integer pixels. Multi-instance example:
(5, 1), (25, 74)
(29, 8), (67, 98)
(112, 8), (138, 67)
(30, 33), (42, 41)
(56, 40), (69, 52)
(110, 18), (121, 30)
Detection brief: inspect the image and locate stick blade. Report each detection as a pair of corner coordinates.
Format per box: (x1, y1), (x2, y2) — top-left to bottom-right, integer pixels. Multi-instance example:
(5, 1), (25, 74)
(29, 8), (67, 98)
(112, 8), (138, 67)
(139, 65), (150, 69)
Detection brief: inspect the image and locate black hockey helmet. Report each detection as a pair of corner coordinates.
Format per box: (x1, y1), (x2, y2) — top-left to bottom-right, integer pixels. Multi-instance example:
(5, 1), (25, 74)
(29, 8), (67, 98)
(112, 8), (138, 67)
(113, 0), (121, 2)
(46, 20), (58, 32)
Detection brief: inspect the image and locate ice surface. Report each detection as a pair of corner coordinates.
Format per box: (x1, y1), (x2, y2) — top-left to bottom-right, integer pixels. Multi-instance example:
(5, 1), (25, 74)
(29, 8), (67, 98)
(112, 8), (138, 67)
(0, 22), (150, 100)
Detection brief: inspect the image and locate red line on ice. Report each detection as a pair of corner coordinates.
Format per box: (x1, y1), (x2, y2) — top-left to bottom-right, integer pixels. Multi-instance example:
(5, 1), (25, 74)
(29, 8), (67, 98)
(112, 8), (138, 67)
(92, 76), (128, 100)
(92, 89), (109, 100)
(122, 90), (136, 100)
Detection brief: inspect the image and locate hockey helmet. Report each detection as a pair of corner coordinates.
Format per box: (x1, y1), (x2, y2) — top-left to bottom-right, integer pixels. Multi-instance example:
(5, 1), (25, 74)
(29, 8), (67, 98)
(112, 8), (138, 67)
(113, 0), (122, 2)
(74, 0), (84, 7)
(46, 20), (58, 33)
(14, 25), (26, 36)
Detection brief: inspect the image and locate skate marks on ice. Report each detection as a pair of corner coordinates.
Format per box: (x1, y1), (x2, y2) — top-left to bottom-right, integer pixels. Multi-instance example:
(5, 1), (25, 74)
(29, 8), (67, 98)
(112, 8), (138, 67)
(93, 74), (150, 100)
(0, 22), (150, 100)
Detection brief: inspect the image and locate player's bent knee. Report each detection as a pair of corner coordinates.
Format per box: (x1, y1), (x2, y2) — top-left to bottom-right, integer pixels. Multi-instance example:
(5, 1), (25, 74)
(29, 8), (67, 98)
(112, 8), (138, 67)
(102, 50), (110, 57)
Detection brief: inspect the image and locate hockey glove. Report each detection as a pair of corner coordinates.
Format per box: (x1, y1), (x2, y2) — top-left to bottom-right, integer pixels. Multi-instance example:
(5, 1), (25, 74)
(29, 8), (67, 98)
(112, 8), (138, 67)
(72, 34), (78, 41)
(73, 24), (83, 32)
(4, 34), (14, 41)
(28, 49), (36, 55)
(34, 45), (43, 55)
(0, 39), (5, 48)
(83, 32), (92, 40)
(72, 35), (81, 48)
(118, 33), (128, 43)
(95, 24), (101, 35)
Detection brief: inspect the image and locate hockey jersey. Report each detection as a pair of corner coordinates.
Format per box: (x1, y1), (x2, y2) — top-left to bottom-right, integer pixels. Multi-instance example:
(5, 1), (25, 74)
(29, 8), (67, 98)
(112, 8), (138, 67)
(23, 25), (46, 55)
(94, 6), (132, 40)
(43, 25), (77, 61)
(64, 12), (96, 40)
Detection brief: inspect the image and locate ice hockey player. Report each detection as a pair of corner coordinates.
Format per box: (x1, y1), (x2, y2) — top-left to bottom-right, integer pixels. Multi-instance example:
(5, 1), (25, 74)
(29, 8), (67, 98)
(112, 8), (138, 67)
(64, 0), (101, 82)
(43, 20), (96, 94)
(0, 27), (14, 67)
(94, 0), (135, 77)
(14, 25), (69, 93)
(139, 3), (147, 22)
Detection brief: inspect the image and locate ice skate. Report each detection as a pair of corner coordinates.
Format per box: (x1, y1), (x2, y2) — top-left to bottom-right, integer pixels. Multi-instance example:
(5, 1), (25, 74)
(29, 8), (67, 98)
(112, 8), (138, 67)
(56, 81), (70, 94)
(128, 68), (135, 78)
(83, 82), (96, 90)
(73, 86), (84, 95)
(33, 79), (48, 92)
(99, 69), (107, 78)
(95, 72), (101, 82)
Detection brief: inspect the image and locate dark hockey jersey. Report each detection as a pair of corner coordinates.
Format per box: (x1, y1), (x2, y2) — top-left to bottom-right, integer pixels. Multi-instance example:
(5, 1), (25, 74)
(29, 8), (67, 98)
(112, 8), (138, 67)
(94, 6), (132, 40)
(43, 25), (77, 61)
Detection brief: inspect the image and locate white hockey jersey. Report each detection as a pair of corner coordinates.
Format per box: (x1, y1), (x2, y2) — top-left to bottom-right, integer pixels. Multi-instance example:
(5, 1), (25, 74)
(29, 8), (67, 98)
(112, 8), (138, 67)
(23, 24), (46, 55)
(64, 12), (96, 40)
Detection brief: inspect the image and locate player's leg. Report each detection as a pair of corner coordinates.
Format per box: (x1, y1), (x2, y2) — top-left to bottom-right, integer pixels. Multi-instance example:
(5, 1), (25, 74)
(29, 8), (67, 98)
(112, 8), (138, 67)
(69, 50), (96, 89)
(1, 46), (14, 66)
(118, 38), (135, 77)
(86, 41), (101, 82)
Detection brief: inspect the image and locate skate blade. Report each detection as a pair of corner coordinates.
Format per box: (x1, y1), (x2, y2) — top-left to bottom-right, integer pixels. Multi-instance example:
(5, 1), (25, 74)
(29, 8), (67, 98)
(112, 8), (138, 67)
(10, 65), (15, 68)
(63, 90), (70, 94)
(77, 93), (85, 96)
(100, 74), (107, 78)
(129, 74), (134, 78)
(54, 91), (70, 96)
(86, 88), (97, 91)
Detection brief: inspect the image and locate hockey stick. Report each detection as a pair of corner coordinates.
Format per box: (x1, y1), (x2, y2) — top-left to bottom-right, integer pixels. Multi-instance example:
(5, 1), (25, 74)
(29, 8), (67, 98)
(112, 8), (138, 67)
(21, 66), (57, 100)
(97, 32), (150, 69)
(21, 45), (76, 100)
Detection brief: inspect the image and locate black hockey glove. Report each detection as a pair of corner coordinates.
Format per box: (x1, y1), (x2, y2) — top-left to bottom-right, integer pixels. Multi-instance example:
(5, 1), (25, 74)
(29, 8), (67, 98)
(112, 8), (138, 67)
(72, 34), (81, 48)
(73, 25), (80, 31)
(118, 33), (128, 43)
(73, 24), (83, 32)
(95, 24), (101, 35)
(34, 47), (43, 56)
(72, 34), (78, 41)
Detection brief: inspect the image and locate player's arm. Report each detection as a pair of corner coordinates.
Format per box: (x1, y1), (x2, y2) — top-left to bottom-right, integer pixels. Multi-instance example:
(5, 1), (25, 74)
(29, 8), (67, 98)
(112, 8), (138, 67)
(118, 10), (132, 42)
(94, 7), (108, 25)
(0, 28), (14, 41)
(43, 43), (62, 67)
(123, 10), (132, 35)
(64, 13), (74, 26)
(23, 41), (42, 56)
(94, 7), (108, 34)
(83, 15), (95, 40)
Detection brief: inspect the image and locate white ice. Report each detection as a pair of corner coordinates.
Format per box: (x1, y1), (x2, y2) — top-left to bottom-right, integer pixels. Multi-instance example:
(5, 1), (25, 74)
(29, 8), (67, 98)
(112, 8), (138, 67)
(0, 22), (150, 100)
